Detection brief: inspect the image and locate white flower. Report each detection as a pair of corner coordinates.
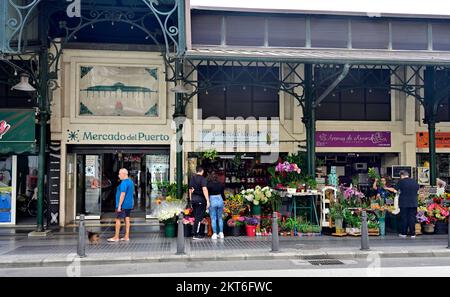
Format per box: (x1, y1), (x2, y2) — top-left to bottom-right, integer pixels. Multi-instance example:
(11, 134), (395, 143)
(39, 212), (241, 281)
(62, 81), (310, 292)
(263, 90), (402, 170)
(253, 200), (260, 205)
(262, 186), (269, 192)
(265, 191), (272, 198)
(246, 194), (254, 201)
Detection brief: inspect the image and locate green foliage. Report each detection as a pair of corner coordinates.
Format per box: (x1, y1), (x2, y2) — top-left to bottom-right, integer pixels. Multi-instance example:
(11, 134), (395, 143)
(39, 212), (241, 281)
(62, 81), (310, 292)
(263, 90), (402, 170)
(200, 149), (218, 161)
(368, 167), (382, 188)
(156, 181), (188, 199)
(284, 217), (297, 231)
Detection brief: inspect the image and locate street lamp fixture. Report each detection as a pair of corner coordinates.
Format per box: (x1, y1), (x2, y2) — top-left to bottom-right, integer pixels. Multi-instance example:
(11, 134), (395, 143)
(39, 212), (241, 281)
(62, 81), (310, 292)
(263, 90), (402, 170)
(170, 80), (190, 94)
(11, 73), (36, 92)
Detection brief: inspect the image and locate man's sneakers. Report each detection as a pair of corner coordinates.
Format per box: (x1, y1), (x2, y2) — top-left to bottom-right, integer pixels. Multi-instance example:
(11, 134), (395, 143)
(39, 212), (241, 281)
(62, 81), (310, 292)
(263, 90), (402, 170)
(192, 236), (204, 240)
(410, 235), (416, 239)
(398, 234), (407, 238)
(219, 232), (224, 239)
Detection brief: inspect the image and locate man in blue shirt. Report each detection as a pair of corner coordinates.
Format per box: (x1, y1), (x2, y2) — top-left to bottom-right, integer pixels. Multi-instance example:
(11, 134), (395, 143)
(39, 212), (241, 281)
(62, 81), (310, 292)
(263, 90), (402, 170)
(108, 168), (134, 242)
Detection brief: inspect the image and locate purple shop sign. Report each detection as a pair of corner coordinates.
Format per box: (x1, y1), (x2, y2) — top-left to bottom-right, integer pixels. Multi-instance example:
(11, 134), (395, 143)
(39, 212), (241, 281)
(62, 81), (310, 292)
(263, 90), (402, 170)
(316, 131), (391, 147)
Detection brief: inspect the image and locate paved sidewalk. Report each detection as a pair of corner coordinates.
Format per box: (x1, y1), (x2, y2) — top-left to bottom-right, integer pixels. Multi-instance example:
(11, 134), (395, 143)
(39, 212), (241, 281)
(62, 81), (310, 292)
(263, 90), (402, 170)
(0, 226), (449, 267)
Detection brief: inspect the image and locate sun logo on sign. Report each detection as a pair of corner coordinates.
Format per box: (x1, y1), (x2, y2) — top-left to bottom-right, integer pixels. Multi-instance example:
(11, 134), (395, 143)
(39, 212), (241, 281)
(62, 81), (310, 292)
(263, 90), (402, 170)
(67, 130), (80, 142)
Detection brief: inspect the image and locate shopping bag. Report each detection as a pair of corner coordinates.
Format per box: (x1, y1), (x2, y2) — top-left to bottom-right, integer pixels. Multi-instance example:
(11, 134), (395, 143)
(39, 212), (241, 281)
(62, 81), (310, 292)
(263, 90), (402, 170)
(392, 193), (400, 215)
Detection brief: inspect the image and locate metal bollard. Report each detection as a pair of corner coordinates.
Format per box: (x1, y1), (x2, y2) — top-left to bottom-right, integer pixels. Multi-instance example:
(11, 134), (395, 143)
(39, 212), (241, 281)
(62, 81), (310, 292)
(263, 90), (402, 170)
(360, 210), (370, 251)
(77, 214), (86, 258)
(448, 218), (450, 249)
(271, 212), (280, 252)
(176, 213), (185, 255)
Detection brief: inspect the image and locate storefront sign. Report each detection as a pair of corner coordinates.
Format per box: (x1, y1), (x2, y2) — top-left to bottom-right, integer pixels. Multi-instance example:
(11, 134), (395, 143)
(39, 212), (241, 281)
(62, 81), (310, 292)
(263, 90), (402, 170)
(48, 141), (61, 226)
(67, 130), (170, 143)
(316, 131), (391, 147)
(416, 132), (450, 148)
(0, 109), (36, 154)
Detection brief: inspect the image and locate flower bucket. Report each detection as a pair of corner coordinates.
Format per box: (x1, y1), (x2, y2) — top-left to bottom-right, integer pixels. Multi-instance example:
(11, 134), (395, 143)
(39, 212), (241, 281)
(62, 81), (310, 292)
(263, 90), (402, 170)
(334, 218), (344, 233)
(422, 223), (435, 234)
(415, 223), (422, 235)
(164, 222), (176, 238)
(183, 224), (192, 237)
(246, 225), (257, 237)
(435, 221), (448, 234)
(232, 226), (241, 236)
(251, 204), (261, 215)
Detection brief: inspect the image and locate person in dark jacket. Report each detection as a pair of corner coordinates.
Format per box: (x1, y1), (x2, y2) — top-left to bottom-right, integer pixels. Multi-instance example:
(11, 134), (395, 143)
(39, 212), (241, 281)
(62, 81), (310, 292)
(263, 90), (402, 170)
(395, 170), (419, 238)
(188, 166), (210, 240)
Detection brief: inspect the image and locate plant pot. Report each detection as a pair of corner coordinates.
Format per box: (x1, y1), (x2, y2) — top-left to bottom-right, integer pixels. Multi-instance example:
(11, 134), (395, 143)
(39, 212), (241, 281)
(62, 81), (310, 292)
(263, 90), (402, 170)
(435, 221), (448, 234)
(334, 217), (344, 233)
(164, 222), (176, 238)
(422, 223), (435, 234)
(246, 225), (257, 237)
(183, 224), (192, 237)
(287, 188), (297, 194)
(232, 226), (241, 236)
(251, 204), (261, 215)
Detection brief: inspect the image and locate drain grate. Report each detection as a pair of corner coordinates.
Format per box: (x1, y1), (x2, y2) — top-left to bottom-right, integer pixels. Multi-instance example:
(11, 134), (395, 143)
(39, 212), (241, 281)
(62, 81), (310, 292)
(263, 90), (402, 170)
(308, 259), (344, 266)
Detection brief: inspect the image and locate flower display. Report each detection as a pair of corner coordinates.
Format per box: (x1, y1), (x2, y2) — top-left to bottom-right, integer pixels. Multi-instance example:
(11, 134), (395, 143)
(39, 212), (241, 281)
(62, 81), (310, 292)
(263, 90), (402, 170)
(224, 193), (245, 215)
(182, 217), (195, 225)
(275, 161), (301, 174)
(343, 186), (365, 200)
(244, 217), (259, 226)
(151, 200), (184, 224)
(241, 186), (273, 206)
(227, 216), (245, 227)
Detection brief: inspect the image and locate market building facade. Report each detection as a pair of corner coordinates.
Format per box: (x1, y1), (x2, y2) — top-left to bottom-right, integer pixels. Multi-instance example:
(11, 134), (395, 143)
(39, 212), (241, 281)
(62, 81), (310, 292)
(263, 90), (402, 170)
(2, 0), (450, 228)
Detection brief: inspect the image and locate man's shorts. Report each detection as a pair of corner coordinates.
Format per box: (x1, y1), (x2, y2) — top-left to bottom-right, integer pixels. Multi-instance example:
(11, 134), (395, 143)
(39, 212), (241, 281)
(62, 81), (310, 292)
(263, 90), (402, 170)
(116, 209), (132, 219)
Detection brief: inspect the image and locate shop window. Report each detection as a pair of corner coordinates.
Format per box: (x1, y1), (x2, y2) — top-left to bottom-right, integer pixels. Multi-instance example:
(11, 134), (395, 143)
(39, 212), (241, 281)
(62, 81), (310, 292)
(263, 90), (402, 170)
(351, 20), (389, 50)
(191, 14), (222, 45)
(197, 66), (280, 119)
(432, 23), (450, 51)
(391, 21), (428, 50)
(226, 16), (265, 46)
(435, 70), (450, 122)
(268, 17), (306, 47)
(316, 69), (391, 121)
(311, 18), (348, 48)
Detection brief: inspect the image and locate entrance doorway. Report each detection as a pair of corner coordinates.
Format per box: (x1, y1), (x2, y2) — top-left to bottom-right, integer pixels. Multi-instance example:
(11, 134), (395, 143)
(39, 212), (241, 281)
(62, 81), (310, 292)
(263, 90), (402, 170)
(72, 146), (170, 220)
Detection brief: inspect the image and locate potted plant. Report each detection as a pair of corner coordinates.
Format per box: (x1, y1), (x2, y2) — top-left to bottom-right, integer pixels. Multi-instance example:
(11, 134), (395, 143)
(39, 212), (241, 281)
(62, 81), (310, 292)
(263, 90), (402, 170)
(330, 203), (345, 233)
(284, 217), (297, 236)
(244, 217), (259, 236)
(224, 193), (245, 220)
(227, 217), (245, 236)
(287, 181), (298, 194)
(154, 200), (185, 237)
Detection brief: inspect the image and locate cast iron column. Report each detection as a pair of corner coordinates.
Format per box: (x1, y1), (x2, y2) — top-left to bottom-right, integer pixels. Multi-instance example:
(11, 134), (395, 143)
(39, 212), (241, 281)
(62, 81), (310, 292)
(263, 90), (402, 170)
(302, 64), (315, 177)
(424, 66), (437, 186)
(173, 58), (186, 199)
(36, 4), (49, 232)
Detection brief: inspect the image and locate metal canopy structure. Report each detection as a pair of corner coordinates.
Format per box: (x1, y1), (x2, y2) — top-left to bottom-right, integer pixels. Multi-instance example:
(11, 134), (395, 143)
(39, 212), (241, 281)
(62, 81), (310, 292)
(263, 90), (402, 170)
(0, 0), (186, 230)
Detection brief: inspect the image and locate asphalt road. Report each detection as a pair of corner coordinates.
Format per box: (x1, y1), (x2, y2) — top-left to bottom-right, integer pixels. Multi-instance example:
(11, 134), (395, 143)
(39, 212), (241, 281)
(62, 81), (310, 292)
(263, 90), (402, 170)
(1, 257), (450, 277)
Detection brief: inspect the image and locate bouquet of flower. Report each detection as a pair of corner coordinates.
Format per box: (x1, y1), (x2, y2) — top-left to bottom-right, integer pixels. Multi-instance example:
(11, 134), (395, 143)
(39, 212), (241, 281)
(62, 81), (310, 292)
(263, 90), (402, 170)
(151, 200), (185, 224)
(427, 202), (449, 222)
(417, 206), (429, 224)
(224, 193), (245, 215)
(241, 186), (273, 206)
(227, 216), (245, 227)
(244, 217), (259, 226)
(182, 217), (195, 225)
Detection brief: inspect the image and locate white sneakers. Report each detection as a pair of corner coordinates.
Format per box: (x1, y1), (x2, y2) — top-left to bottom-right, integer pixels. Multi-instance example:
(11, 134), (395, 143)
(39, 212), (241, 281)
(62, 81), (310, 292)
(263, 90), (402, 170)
(211, 232), (225, 240)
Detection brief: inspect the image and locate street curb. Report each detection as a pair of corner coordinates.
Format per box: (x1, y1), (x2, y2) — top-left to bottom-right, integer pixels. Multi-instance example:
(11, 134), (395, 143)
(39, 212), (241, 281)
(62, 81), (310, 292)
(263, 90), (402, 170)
(1, 248), (450, 268)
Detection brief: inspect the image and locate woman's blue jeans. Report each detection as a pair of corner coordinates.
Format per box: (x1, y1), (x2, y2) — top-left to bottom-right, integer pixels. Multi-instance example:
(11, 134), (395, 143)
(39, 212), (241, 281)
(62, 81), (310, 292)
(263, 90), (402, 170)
(209, 195), (224, 234)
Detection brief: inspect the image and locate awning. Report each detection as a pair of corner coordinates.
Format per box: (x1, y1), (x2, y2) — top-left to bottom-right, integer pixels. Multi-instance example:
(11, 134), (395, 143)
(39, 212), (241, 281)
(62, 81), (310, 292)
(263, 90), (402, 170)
(186, 47), (450, 66)
(0, 109), (36, 155)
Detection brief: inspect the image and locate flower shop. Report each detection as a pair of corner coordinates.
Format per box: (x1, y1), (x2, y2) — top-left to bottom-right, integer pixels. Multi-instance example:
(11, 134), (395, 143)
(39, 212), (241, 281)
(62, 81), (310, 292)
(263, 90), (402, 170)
(152, 150), (450, 238)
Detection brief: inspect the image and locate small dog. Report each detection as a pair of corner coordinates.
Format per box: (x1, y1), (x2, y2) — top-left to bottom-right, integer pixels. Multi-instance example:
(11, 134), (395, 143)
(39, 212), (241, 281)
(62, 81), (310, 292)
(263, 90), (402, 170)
(87, 231), (100, 244)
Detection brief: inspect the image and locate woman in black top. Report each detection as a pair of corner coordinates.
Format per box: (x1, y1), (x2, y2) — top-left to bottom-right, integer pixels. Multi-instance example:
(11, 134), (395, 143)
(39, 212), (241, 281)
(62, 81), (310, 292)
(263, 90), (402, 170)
(188, 166), (210, 240)
(207, 172), (225, 240)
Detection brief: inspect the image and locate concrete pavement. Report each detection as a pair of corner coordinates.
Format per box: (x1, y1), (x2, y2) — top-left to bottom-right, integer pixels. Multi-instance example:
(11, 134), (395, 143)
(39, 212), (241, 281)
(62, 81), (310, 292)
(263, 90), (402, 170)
(0, 226), (449, 268)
